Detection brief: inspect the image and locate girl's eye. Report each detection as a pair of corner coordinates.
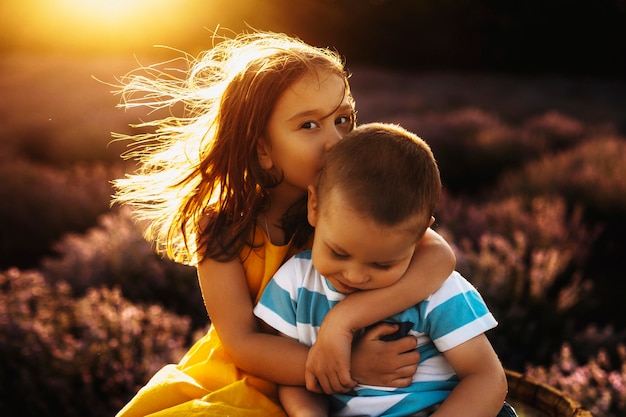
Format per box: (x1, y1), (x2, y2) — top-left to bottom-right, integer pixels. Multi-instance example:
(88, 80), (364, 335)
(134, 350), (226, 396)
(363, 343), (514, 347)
(336, 113), (355, 134)
(372, 263), (393, 271)
(301, 121), (319, 130)
(335, 115), (352, 126)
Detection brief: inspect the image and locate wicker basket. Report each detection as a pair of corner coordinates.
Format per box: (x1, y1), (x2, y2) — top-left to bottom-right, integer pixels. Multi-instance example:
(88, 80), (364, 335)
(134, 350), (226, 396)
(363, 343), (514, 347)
(506, 370), (594, 417)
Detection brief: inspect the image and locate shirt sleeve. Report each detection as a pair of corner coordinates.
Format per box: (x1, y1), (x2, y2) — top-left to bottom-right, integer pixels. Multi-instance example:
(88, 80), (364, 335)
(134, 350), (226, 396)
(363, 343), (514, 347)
(253, 256), (301, 339)
(423, 272), (498, 352)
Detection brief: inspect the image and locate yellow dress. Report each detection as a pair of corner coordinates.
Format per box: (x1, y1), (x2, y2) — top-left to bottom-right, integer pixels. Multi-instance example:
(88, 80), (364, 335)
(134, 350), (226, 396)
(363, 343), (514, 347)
(117, 227), (301, 417)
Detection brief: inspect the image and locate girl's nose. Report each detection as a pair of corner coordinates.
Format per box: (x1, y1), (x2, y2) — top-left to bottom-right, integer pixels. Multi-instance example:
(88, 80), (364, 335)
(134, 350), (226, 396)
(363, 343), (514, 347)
(324, 126), (343, 150)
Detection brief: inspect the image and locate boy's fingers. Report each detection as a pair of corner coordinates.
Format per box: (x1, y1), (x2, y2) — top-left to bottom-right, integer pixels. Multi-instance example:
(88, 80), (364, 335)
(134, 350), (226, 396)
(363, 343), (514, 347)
(389, 375), (415, 388)
(389, 335), (419, 354)
(363, 322), (399, 340)
(396, 362), (419, 378)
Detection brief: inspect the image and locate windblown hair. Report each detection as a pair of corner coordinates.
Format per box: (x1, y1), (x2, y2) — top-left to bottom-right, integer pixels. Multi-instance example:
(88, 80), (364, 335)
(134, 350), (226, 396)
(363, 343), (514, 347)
(112, 31), (353, 264)
(317, 122), (441, 236)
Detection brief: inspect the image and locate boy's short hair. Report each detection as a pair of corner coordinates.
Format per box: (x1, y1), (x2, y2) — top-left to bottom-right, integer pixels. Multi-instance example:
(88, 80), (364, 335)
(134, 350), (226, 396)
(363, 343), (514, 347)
(317, 122), (441, 235)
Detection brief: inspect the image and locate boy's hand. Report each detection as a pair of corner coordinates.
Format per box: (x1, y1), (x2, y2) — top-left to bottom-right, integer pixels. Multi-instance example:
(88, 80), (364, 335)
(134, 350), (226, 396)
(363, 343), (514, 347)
(351, 323), (419, 387)
(305, 324), (356, 394)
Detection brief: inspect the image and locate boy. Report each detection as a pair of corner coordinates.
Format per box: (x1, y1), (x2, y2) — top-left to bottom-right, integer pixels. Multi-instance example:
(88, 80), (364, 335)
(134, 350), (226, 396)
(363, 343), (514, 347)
(254, 123), (514, 417)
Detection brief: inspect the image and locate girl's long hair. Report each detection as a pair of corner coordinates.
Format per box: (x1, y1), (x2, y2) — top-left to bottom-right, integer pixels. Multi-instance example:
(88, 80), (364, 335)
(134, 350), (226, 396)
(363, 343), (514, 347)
(112, 31), (352, 265)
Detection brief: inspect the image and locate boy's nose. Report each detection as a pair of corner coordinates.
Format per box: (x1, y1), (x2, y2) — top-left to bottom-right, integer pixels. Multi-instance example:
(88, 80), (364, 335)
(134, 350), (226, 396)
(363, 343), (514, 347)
(343, 268), (369, 286)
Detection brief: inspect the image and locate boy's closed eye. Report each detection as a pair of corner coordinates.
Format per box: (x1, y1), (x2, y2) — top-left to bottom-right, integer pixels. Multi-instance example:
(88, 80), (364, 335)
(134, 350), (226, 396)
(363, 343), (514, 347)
(329, 248), (394, 270)
(330, 248), (349, 259)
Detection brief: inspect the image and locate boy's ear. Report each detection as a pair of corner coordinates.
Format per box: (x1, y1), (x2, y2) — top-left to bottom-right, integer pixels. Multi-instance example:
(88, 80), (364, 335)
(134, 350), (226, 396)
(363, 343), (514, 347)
(428, 216), (435, 228)
(257, 138), (273, 170)
(307, 185), (319, 227)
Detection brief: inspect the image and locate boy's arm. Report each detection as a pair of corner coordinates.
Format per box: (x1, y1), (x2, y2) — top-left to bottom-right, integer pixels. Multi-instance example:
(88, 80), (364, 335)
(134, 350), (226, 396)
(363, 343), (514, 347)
(306, 227), (455, 393)
(431, 334), (508, 417)
(279, 384), (329, 417)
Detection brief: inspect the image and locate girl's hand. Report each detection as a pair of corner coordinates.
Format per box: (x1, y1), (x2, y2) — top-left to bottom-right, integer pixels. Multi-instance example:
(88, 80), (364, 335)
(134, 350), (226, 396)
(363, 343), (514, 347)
(305, 322), (356, 394)
(351, 323), (419, 387)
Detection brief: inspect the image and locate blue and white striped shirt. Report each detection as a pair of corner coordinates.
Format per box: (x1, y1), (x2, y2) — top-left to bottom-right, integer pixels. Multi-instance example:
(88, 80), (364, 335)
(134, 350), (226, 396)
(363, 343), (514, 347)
(254, 250), (497, 417)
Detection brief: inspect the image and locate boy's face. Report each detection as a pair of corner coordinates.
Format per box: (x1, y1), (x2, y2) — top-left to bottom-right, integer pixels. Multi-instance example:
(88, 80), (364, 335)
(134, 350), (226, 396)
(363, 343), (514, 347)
(307, 186), (429, 294)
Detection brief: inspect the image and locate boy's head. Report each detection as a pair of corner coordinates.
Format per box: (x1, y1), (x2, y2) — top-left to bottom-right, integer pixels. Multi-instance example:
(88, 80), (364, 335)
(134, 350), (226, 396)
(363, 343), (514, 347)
(307, 123), (441, 293)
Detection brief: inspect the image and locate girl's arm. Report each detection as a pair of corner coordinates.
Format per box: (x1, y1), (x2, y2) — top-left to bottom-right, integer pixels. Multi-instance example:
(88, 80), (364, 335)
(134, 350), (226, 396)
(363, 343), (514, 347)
(198, 256), (309, 385)
(431, 334), (508, 417)
(306, 227), (455, 393)
(198, 256), (422, 388)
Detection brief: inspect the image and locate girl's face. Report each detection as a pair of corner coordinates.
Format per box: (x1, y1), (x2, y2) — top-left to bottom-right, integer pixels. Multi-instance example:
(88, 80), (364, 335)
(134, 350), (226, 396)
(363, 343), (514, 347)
(259, 69), (354, 202)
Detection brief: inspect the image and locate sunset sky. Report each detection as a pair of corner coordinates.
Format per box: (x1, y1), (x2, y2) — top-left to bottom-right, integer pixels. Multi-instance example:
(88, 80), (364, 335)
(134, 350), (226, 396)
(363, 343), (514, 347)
(1, 0), (229, 54)
(0, 0), (314, 57)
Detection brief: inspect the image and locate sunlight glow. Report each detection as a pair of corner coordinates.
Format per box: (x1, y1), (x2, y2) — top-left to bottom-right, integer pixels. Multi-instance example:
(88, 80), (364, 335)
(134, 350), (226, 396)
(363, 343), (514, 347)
(9, 0), (205, 52)
(58, 0), (150, 26)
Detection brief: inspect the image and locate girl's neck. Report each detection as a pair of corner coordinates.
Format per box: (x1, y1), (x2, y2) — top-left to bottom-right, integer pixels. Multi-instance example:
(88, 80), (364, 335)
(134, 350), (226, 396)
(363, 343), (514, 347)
(262, 187), (305, 246)
(258, 209), (286, 246)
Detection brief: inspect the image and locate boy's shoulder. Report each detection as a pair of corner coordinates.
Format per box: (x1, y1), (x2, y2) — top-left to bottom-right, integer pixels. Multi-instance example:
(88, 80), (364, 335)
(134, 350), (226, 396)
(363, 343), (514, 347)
(427, 271), (478, 301)
(293, 249), (312, 260)
(272, 249), (315, 286)
(279, 249), (313, 271)
(439, 271), (473, 289)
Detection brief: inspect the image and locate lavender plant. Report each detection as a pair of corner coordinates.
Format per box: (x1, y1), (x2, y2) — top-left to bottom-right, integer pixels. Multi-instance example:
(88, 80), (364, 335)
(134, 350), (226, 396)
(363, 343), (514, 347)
(0, 268), (191, 417)
(437, 194), (598, 368)
(525, 339), (626, 417)
(40, 207), (205, 328)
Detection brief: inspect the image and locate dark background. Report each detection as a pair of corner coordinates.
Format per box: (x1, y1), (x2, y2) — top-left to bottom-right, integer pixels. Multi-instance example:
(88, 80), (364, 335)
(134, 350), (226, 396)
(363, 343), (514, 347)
(2, 0), (625, 78)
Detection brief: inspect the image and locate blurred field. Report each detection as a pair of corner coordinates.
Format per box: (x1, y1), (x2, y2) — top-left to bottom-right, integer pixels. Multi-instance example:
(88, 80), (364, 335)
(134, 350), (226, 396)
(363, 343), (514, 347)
(0, 53), (148, 164)
(2, 53), (625, 164)
(1, 53), (626, 417)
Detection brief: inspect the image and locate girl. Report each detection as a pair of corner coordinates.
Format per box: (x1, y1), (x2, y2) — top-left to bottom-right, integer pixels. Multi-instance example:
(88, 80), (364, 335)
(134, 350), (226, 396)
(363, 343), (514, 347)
(113, 31), (455, 417)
